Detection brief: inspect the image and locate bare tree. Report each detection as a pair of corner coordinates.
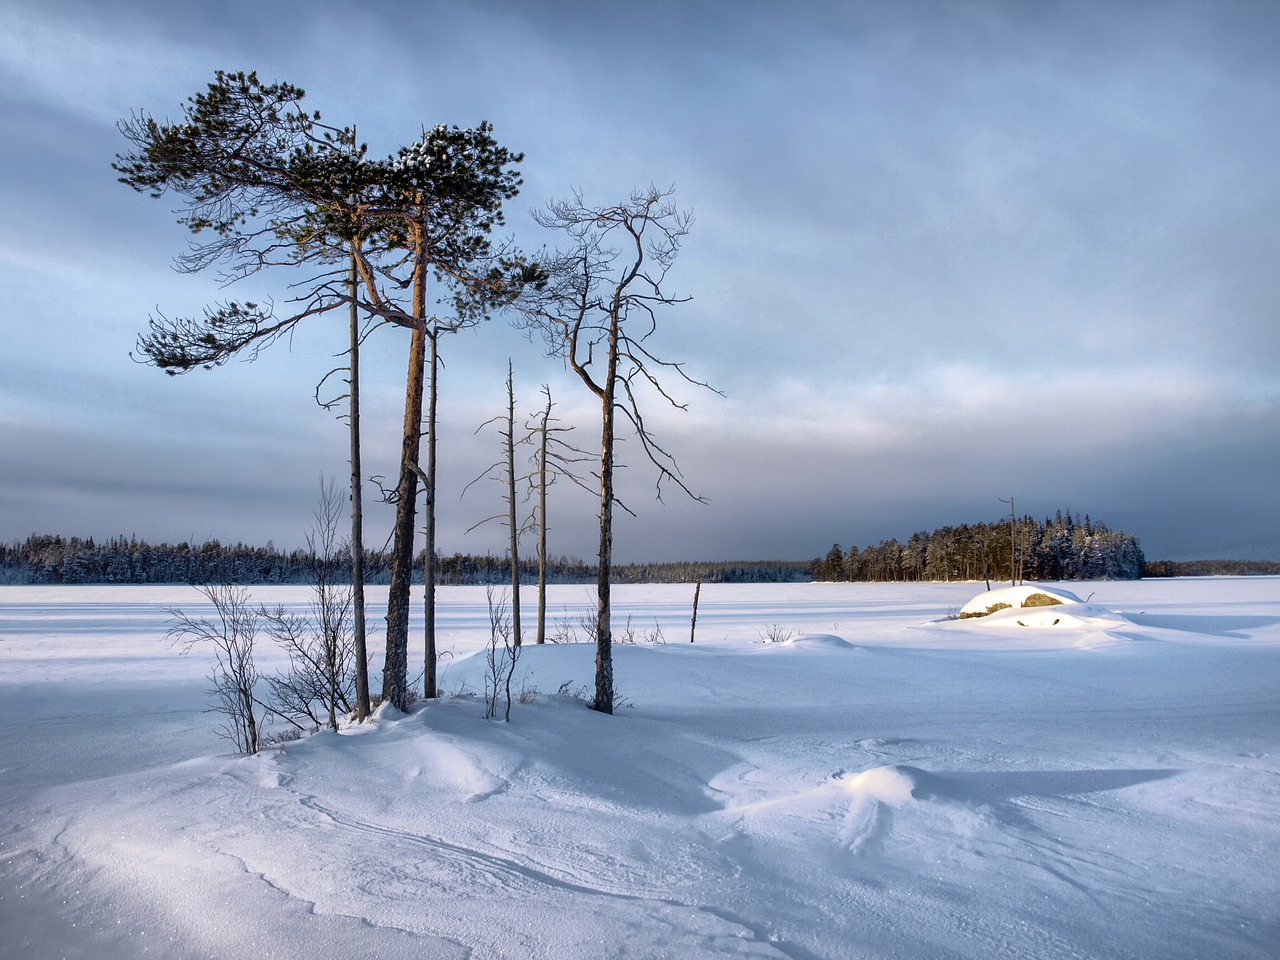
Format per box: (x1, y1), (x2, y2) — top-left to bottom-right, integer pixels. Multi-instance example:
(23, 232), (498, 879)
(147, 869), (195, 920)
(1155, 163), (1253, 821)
(999, 495), (1018, 585)
(261, 478), (356, 732)
(483, 587), (520, 722)
(465, 360), (528, 646)
(505, 363), (522, 647)
(421, 315), (490, 699)
(518, 186), (717, 713)
(166, 583), (262, 755)
(525, 386), (591, 645)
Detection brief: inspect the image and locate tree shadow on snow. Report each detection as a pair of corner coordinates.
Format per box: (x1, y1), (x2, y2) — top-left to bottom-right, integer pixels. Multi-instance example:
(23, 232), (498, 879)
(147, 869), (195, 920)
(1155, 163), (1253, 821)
(1121, 613), (1280, 639)
(904, 767), (1180, 805)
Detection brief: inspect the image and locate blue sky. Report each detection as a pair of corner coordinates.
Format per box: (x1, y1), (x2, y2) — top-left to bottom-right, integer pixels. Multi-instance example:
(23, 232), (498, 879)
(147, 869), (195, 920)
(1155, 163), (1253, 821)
(2, 0), (1277, 563)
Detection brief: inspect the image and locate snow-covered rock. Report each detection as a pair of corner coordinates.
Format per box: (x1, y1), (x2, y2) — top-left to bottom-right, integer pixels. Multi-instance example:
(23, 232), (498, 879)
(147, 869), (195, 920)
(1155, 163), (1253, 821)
(959, 584), (1084, 618)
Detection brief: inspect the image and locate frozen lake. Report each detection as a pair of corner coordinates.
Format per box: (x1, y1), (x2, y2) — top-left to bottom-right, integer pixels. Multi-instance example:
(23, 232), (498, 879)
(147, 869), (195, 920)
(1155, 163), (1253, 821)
(2, 579), (1278, 959)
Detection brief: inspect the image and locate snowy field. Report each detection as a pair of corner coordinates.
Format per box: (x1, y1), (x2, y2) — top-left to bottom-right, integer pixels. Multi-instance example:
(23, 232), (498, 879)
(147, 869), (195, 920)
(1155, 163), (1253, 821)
(2, 579), (1278, 959)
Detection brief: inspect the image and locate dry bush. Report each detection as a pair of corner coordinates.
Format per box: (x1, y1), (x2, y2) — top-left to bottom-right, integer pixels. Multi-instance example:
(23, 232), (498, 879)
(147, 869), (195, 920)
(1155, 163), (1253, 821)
(166, 583), (261, 755)
(760, 623), (797, 644)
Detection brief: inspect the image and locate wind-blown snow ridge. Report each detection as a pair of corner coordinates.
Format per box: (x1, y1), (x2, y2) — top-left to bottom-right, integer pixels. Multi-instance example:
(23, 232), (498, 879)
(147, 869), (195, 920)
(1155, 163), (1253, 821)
(775, 632), (857, 649)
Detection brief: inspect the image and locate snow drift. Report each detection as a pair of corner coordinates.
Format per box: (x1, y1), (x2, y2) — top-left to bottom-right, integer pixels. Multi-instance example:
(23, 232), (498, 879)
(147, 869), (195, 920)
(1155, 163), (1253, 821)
(2, 579), (1278, 960)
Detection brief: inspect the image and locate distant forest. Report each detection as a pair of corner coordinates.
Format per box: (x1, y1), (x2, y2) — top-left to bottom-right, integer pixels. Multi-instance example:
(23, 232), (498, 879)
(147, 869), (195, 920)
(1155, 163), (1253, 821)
(0, 535), (809, 586)
(811, 512), (1147, 582)
(2, 527), (1274, 587)
(1141, 559), (1280, 577)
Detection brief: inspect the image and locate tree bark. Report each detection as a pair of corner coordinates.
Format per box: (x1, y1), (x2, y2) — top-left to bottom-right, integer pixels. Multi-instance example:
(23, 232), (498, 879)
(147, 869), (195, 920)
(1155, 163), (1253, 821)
(595, 401), (614, 713)
(593, 320), (620, 714)
(348, 245), (371, 720)
(383, 234), (429, 711)
(382, 325), (425, 710)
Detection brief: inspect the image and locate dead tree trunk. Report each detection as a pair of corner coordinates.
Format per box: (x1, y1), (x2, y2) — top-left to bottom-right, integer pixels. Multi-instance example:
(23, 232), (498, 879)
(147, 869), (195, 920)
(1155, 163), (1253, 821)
(524, 386), (588, 646)
(517, 188), (711, 716)
(535, 392), (550, 645)
(505, 362), (523, 648)
(690, 579), (701, 643)
(594, 338), (618, 713)
(464, 361), (528, 649)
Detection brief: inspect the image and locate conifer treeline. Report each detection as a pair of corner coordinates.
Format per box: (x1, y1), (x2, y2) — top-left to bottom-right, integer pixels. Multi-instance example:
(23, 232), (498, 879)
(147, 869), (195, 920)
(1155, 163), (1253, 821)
(7, 528), (1268, 587)
(811, 512), (1145, 582)
(1142, 559), (1280, 577)
(0, 535), (809, 586)
(0, 535), (363, 585)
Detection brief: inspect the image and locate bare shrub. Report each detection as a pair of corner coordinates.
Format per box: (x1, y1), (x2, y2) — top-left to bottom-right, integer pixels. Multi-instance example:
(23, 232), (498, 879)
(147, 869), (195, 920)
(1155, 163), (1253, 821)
(760, 623), (797, 645)
(548, 593), (599, 644)
(555, 680), (592, 703)
(575, 600), (600, 645)
(261, 479), (356, 732)
(547, 610), (577, 644)
(484, 587), (520, 721)
(617, 615), (665, 644)
(167, 583), (262, 755)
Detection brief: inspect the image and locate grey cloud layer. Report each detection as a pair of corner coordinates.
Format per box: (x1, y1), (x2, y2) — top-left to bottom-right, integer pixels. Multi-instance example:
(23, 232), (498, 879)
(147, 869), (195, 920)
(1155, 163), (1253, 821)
(1, 0), (1276, 560)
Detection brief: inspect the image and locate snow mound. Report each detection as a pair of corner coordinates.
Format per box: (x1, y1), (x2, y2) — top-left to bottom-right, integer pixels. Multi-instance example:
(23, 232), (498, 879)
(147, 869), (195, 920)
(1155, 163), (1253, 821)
(959, 584), (1084, 619)
(779, 633), (856, 649)
(976, 602), (1123, 630)
(933, 584), (1128, 644)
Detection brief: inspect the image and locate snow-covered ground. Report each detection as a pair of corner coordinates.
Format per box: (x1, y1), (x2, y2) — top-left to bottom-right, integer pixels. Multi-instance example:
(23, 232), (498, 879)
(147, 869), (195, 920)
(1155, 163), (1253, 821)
(2, 579), (1278, 959)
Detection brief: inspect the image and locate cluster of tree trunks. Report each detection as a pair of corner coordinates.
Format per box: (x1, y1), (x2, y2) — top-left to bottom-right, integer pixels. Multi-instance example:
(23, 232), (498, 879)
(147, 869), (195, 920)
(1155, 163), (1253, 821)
(113, 73), (711, 717)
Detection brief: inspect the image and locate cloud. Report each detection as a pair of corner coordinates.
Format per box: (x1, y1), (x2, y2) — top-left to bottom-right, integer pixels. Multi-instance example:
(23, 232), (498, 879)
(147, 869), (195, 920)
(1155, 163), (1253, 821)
(2, 0), (1278, 562)
(609, 364), (1280, 561)
(693, 361), (1255, 450)
(0, 3), (216, 128)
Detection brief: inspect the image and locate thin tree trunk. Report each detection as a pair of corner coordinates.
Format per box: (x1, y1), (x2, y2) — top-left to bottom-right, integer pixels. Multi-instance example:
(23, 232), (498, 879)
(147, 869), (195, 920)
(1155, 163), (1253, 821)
(348, 244), (371, 720)
(536, 393), (550, 645)
(244, 687), (259, 754)
(1008, 496), (1017, 586)
(324, 561), (338, 731)
(423, 330), (438, 699)
(595, 404), (613, 712)
(690, 579), (701, 643)
(506, 361), (522, 648)
(594, 324), (619, 715)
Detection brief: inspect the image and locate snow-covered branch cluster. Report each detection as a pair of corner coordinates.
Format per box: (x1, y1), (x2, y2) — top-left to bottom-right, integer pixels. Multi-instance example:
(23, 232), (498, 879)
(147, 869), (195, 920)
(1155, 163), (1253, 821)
(390, 126), (448, 173)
